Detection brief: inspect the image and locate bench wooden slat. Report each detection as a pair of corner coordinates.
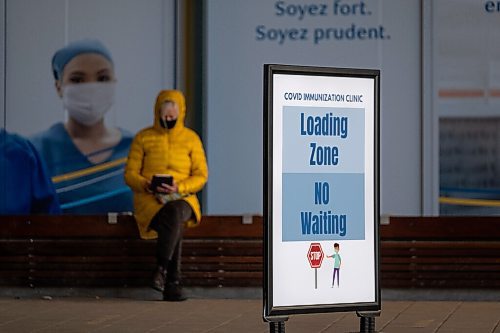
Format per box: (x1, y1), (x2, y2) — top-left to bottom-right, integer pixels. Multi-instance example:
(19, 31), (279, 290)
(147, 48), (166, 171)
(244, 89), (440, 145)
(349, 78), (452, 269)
(381, 270), (500, 280)
(381, 216), (500, 240)
(0, 215), (263, 239)
(381, 257), (500, 264)
(0, 215), (139, 238)
(381, 263), (500, 271)
(3, 261), (262, 272)
(381, 240), (500, 249)
(381, 248), (500, 257)
(381, 280), (500, 288)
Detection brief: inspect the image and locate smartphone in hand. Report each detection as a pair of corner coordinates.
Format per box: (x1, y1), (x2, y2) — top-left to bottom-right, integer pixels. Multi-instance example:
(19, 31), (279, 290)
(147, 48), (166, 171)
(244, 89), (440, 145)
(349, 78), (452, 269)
(150, 174), (173, 192)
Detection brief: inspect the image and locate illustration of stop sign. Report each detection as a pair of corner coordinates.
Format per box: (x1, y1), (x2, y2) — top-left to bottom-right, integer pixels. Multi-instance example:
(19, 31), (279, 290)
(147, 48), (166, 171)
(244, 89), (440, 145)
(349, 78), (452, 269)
(307, 242), (324, 268)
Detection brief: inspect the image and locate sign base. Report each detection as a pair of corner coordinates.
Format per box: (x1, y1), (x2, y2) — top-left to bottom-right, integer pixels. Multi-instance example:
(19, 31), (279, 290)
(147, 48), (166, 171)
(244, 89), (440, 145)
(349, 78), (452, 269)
(264, 316), (289, 333)
(357, 310), (381, 333)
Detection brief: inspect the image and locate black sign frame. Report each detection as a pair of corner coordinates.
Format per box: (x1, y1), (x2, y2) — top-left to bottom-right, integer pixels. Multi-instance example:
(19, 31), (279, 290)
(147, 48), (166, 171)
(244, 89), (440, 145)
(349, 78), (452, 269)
(263, 64), (381, 319)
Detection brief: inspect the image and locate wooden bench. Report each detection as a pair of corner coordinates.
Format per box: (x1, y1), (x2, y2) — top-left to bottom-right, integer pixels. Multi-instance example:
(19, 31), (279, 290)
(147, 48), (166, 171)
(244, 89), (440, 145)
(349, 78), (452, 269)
(1, 215), (500, 289)
(0, 215), (263, 288)
(380, 216), (500, 288)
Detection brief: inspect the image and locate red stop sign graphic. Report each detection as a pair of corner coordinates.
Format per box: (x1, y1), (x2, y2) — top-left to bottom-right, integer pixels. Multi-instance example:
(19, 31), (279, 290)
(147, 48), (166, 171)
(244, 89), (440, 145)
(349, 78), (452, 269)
(307, 242), (324, 268)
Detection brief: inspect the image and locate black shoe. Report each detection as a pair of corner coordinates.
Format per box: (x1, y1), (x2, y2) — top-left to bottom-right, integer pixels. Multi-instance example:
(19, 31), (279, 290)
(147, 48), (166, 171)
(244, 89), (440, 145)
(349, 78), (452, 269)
(163, 281), (187, 302)
(151, 266), (167, 292)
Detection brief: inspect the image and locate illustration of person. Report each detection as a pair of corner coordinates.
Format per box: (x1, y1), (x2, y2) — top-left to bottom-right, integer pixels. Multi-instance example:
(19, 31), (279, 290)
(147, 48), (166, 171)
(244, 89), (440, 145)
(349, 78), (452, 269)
(326, 243), (342, 287)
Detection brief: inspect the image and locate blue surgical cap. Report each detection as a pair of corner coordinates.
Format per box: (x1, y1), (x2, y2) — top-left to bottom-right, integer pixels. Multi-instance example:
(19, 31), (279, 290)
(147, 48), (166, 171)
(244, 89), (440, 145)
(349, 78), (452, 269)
(51, 39), (113, 80)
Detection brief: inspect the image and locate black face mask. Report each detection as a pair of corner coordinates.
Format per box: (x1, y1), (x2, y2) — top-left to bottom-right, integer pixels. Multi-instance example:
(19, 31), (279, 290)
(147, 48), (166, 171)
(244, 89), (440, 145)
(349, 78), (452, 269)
(161, 118), (177, 129)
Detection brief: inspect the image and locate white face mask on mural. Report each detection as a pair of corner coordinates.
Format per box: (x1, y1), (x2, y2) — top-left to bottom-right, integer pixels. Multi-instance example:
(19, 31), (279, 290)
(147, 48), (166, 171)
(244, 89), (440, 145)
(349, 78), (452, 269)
(62, 82), (116, 126)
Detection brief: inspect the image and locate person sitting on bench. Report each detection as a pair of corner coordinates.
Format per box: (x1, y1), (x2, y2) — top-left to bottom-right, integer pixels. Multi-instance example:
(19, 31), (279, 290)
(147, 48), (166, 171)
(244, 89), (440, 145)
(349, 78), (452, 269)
(124, 89), (208, 301)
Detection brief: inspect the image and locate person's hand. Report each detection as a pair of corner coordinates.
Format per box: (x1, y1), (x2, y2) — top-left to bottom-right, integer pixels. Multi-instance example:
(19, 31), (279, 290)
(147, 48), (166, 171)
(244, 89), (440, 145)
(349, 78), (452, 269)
(145, 180), (153, 193)
(155, 180), (178, 194)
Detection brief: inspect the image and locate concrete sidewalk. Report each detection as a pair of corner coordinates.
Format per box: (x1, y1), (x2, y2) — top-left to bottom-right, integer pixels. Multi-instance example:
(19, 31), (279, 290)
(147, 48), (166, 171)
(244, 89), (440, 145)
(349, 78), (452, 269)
(0, 295), (499, 332)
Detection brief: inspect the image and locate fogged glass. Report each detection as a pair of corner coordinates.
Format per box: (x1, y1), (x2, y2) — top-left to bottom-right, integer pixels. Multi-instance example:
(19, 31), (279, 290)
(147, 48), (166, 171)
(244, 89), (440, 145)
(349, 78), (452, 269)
(440, 118), (500, 215)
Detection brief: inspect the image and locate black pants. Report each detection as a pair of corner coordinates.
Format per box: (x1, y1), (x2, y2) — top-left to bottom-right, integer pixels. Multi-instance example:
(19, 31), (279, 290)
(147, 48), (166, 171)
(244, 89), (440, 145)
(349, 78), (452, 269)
(149, 200), (193, 282)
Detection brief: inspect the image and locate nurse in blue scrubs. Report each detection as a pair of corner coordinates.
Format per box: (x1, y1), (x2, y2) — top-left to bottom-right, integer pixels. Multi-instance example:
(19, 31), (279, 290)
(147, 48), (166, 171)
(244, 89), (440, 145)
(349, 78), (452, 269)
(31, 39), (133, 214)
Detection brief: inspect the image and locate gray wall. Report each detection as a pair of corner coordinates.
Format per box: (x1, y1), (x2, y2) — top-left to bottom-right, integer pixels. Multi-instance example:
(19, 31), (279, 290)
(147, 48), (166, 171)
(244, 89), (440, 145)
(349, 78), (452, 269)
(205, 0), (422, 216)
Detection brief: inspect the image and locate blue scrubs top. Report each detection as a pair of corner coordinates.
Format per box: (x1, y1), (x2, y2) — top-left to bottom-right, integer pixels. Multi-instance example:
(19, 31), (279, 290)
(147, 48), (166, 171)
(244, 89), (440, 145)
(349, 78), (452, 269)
(0, 129), (60, 214)
(31, 123), (134, 214)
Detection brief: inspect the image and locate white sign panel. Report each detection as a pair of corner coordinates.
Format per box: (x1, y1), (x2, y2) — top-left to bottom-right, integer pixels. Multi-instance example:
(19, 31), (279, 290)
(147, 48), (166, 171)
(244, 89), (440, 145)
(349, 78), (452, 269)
(264, 64), (380, 317)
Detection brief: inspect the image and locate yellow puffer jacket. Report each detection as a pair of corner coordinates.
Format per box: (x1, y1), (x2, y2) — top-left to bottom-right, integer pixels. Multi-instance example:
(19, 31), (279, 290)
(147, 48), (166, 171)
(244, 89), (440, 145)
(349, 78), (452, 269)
(124, 90), (208, 239)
